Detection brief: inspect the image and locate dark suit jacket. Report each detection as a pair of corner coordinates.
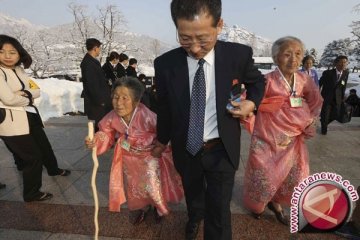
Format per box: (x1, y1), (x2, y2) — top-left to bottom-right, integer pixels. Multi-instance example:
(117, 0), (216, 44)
(116, 64), (127, 79)
(126, 66), (137, 77)
(102, 61), (118, 85)
(319, 68), (349, 105)
(80, 53), (112, 120)
(154, 41), (265, 173)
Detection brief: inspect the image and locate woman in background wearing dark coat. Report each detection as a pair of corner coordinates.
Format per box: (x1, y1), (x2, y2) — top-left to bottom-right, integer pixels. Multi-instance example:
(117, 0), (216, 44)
(102, 51), (120, 88)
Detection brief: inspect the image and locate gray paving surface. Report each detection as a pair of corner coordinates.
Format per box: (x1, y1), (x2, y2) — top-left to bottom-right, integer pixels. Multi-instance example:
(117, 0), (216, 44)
(0, 115), (359, 239)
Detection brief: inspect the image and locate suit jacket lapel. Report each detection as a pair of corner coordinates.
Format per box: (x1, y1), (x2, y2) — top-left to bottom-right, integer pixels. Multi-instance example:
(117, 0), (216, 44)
(335, 69), (340, 82)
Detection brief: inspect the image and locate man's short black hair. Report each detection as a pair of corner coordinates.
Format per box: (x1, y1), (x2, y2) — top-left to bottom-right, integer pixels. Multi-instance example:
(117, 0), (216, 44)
(86, 38), (101, 51)
(170, 0), (222, 27)
(129, 58), (137, 65)
(350, 89), (357, 94)
(119, 53), (129, 62)
(334, 55), (348, 64)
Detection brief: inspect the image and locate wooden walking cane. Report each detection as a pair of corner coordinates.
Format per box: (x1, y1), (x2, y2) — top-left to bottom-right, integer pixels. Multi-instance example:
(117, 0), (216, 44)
(88, 121), (99, 240)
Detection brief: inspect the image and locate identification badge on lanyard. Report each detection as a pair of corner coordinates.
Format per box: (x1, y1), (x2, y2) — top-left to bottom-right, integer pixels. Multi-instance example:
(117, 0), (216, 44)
(121, 139), (131, 151)
(290, 96), (302, 108)
(120, 108), (137, 152)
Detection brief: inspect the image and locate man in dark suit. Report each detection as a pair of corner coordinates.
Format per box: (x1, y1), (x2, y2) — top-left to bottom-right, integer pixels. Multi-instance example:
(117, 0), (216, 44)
(117, 53), (129, 79)
(80, 38), (112, 132)
(126, 58), (138, 77)
(319, 55), (349, 135)
(152, 1), (265, 239)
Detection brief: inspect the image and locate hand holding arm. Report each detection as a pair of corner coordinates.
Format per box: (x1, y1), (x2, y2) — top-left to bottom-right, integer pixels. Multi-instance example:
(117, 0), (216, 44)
(228, 99), (256, 120)
(151, 140), (166, 158)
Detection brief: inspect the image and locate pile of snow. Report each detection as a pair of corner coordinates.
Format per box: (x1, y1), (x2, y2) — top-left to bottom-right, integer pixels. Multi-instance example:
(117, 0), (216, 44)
(32, 71), (360, 122)
(33, 78), (83, 121)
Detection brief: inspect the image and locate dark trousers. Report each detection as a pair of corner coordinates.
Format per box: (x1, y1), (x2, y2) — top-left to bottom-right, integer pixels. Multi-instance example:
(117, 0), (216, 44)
(4, 141), (24, 170)
(183, 143), (235, 240)
(320, 103), (332, 133)
(85, 104), (111, 132)
(1, 112), (59, 200)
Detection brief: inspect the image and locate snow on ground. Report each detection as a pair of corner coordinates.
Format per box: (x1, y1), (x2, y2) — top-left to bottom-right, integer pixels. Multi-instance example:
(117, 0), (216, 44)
(33, 69), (360, 122)
(33, 78), (83, 121)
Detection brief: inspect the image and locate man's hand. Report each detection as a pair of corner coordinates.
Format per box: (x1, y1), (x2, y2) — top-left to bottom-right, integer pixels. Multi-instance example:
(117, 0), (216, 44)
(151, 140), (166, 158)
(227, 99), (256, 120)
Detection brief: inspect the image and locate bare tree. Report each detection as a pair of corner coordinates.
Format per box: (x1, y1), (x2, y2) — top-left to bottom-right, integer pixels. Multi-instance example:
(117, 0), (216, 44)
(94, 4), (128, 63)
(249, 34), (258, 55)
(68, 2), (93, 55)
(350, 4), (360, 69)
(6, 27), (58, 77)
(96, 5), (124, 51)
(151, 39), (161, 58)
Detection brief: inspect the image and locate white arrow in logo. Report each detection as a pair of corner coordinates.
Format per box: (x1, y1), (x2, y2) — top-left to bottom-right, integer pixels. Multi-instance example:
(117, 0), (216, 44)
(303, 188), (338, 224)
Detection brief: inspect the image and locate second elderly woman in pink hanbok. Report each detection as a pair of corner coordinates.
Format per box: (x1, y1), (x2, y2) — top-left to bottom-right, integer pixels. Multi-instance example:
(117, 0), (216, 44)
(242, 36), (323, 226)
(85, 77), (183, 225)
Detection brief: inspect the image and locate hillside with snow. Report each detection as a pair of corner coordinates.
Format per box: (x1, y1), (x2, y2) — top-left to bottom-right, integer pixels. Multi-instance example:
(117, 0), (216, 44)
(0, 13), (272, 75)
(0, 13), (46, 32)
(219, 24), (272, 56)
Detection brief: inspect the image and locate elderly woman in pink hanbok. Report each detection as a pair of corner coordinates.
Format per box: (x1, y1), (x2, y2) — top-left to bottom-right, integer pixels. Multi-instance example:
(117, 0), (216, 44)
(242, 36), (323, 225)
(85, 77), (183, 225)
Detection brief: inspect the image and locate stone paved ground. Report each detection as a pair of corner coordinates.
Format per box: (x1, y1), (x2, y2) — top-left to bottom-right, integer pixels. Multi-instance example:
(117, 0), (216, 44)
(1, 116), (359, 239)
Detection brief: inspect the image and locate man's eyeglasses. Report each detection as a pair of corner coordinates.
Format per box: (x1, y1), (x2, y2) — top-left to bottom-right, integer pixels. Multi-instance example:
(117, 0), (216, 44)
(176, 33), (214, 48)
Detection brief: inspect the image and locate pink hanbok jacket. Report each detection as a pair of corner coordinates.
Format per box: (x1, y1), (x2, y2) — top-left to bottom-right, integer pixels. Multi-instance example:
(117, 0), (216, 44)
(94, 103), (183, 212)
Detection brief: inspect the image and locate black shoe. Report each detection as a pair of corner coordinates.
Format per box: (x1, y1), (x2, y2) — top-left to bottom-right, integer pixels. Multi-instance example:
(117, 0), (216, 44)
(267, 202), (289, 226)
(15, 161), (25, 171)
(132, 207), (151, 225)
(0, 182), (6, 189)
(251, 211), (264, 220)
(49, 169), (71, 176)
(321, 127), (327, 135)
(25, 192), (53, 202)
(185, 220), (200, 240)
(153, 207), (163, 224)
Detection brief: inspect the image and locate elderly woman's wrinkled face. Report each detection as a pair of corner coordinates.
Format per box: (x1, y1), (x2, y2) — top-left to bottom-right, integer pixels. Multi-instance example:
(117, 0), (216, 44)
(0, 43), (20, 68)
(276, 41), (303, 77)
(112, 86), (138, 121)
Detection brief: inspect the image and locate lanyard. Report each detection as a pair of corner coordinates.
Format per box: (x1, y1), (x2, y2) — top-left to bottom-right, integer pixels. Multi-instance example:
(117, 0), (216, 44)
(277, 67), (297, 96)
(120, 107), (138, 139)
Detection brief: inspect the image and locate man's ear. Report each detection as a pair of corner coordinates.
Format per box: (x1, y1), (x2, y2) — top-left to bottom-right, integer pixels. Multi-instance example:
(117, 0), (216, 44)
(216, 18), (224, 34)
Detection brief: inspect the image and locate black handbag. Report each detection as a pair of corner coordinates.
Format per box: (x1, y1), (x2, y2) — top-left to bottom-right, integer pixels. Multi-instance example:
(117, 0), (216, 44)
(0, 68), (6, 124)
(0, 108), (5, 124)
(336, 102), (352, 123)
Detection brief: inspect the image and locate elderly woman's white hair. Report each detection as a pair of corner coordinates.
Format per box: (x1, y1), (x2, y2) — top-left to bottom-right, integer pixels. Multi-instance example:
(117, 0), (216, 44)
(271, 36), (305, 64)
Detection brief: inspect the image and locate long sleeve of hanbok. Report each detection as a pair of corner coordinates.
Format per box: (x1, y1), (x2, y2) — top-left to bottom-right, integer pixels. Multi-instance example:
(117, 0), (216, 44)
(94, 113), (117, 155)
